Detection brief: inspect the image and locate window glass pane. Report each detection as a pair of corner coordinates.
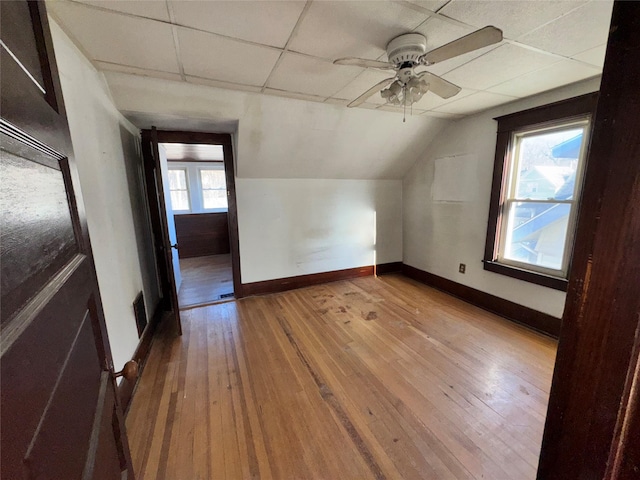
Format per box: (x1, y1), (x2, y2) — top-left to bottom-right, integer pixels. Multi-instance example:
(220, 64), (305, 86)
(200, 169), (226, 189)
(503, 202), (571, 270)
(168, 169), (187, 190)
(514, 127), (584, 201)
(170, 190), (190, 211)
(203, 190), (228, 209)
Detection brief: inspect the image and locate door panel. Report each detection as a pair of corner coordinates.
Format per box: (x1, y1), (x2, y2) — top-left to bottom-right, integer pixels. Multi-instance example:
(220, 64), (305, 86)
(0, 0), (46, 90)
(141, 128), (182, 334)
(158, 144), (182, 290)
(84, 373), (126, 480)
(23, 310), (103, 479)
(0, 1), (134, 478)
(0, 137), (78, 326)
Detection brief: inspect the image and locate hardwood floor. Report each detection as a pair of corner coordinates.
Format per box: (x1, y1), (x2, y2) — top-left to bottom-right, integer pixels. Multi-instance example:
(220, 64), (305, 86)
(126, 274), (557, 480)
(178, 254), (233, 308)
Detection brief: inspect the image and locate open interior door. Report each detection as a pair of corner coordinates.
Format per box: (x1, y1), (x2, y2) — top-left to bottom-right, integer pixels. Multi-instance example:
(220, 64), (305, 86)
(141, 127), (182, 335)
(157, 143), (182, 292)
(1, 1), (134, 478)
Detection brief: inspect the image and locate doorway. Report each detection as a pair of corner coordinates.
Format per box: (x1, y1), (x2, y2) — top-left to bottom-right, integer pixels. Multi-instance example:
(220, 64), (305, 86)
(140, 130), (242, 326)
(161, 142), (235, 308)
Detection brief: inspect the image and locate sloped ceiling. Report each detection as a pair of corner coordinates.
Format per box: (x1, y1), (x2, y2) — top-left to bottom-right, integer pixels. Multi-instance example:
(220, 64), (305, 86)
(47, 0), (612, 180)
(102, 70), (449, 179)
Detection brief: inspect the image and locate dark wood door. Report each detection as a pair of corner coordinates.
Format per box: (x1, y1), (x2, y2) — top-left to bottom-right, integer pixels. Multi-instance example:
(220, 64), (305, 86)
(537, 1), (640, 478)
(140, 128), (182, 334)
(0, 2), (134, 478)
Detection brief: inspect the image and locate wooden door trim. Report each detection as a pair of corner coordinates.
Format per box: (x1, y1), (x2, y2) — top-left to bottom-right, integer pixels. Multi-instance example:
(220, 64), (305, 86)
(143, 129), (243, 298)
(537, 2), (640, 478)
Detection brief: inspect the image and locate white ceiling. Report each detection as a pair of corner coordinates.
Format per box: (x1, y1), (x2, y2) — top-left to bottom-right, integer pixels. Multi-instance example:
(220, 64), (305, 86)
(47, 0), (611, 118)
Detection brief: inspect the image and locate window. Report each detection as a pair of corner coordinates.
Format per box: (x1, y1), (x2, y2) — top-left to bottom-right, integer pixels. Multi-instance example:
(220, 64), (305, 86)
(166, 162), (227, 214)
(199, 168), (227, 210)
(168, 168), (190, 211)
(484, 93), (598, 290)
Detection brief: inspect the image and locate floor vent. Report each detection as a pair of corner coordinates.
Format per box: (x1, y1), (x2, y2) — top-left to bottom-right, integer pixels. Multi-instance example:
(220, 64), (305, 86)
(219, 292), (234, 299)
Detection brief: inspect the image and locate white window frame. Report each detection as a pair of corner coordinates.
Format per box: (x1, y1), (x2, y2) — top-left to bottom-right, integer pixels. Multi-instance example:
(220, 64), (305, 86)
(496, 118), (591, 278)
(197, 165), (228, 213)
(167, 161), (227, 214)
(167, 167), (191, 212)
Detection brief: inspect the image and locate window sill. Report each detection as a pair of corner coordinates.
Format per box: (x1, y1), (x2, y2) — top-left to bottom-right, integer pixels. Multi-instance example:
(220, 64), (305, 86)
(483, 260), (568, 291)
(173, 210), (228, 216)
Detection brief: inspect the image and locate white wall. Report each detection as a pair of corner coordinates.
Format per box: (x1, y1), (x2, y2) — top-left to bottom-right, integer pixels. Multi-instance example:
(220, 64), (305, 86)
(403, 78), (601, 318)
(237, 179), (402, 283)
(50, 20), (158, 370)
(100, 71), (415, 285)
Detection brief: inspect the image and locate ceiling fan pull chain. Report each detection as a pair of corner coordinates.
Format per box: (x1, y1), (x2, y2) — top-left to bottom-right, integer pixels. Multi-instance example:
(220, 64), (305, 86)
(403, 85), (407, 123)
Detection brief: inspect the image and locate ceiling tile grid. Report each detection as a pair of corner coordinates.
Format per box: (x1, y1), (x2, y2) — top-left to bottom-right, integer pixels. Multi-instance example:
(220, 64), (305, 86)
(170, 0), (306, 49)
(48, 0), (613, 118)
(177, 27), (281, 87)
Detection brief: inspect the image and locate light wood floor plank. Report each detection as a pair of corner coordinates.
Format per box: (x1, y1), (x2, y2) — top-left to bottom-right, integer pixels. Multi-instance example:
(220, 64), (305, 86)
(126, 274), (557, 479)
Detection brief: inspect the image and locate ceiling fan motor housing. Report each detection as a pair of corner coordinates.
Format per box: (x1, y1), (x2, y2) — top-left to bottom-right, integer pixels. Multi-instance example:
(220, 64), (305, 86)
(386, 33), (428, 66)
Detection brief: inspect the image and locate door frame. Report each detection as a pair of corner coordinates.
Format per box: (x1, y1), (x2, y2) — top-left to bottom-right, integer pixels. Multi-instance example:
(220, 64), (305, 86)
(537, 1), (640, 478)
(141, 129), (243, 305)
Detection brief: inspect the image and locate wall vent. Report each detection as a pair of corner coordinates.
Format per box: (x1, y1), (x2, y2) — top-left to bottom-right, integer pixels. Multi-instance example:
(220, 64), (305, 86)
(133, 292), (147, 338)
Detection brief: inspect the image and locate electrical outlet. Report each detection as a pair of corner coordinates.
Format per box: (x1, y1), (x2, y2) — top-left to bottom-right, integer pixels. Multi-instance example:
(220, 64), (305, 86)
(459, 263), (466, 274)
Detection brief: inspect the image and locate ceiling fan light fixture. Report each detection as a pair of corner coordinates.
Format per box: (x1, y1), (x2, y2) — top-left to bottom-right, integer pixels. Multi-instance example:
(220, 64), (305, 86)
(334, 26), (502, 118)
(381, 77), (429, 107)
(381, 80), (403, 105)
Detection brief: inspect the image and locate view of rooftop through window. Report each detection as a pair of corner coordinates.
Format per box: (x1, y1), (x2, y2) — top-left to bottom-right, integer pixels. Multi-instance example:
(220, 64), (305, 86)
(500, 123), (588, 273)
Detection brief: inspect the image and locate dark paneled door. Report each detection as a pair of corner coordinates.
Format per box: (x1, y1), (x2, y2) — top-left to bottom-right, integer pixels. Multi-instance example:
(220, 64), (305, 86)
(140, 128), (182, 334)
(0, 1), (134, 478)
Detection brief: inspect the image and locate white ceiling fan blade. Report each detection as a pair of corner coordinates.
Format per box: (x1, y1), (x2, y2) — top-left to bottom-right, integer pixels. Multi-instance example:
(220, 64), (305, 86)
(421, 26), (503, 65)
(417, 71), (461, 99)
(334, 57), (395, 70)
(348, 77), (396, 107)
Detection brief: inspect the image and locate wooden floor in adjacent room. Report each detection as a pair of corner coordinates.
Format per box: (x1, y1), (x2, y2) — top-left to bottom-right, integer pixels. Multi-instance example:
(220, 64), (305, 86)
(126, 274), (557, 480)
(178, 254), (234, 308)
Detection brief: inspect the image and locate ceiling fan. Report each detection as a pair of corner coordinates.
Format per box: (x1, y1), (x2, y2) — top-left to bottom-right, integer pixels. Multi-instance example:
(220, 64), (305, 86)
(334, 26), (503, 110)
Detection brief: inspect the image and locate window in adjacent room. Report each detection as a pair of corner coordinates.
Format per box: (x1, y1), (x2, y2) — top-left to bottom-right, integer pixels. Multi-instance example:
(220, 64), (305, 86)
(199, 167), (228, 210)
(484, 93), (598, 291)
(168, 168), (190, 211)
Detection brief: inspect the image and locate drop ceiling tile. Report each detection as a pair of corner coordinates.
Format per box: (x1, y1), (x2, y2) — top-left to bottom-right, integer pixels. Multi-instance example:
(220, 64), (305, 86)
(377, 105), (427, 115)
(421, 111), (465, 119)
(267, 53), (363, 98)
(324, 98), (351, 106)
(414, 17), (476, 52)
(178, 28), (281, 87)
(357, 103), (380, 110)
(75, 0), (171, 22)
(422, 42), (503, 76)
(48, 1), (180, 72)
(572, 44), (607, 68)
(264, 88), (328, 103)
(333, 69), (398, 106)
(433, 91), (517, 114)
(413, 87), (477, 110)
(170, 0), (306, 48)
(443, 43), (559, 90)
(404, 1), (451, 13)
(185, 75), (262, 93)
(518, 0), (613, 56)
(94, 61), (183, 82)
(487, 59), (600, 97)
(288, 1), (430, 60)
(439, 0), (586, 39)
